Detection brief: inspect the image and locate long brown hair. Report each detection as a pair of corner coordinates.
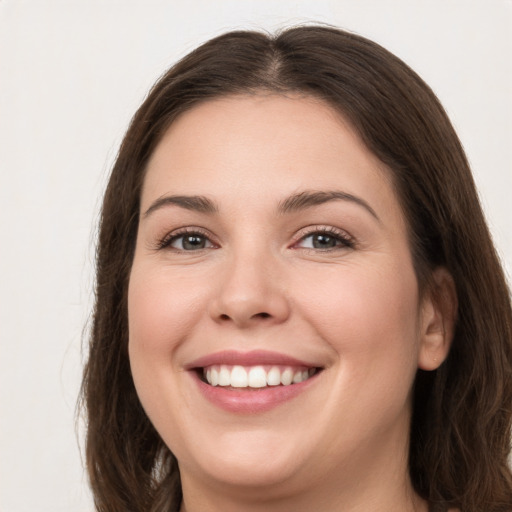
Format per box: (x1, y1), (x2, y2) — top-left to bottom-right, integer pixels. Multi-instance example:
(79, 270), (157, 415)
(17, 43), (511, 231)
(81, 26), (512, 511)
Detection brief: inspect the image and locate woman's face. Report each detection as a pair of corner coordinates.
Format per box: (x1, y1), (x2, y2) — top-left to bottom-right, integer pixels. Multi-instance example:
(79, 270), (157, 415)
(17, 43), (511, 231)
(128, 95), (438, 497)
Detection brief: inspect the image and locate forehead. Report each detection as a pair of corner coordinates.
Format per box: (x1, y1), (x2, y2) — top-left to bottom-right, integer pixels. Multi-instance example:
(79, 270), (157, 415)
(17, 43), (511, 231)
(141, 94), (400, 220)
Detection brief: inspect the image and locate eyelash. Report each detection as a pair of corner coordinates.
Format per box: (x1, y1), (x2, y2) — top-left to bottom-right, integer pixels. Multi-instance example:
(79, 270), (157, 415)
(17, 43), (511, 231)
(156, 227), (215, 251)
(293, 226), (355, 251)
(156, 226), (355, 252)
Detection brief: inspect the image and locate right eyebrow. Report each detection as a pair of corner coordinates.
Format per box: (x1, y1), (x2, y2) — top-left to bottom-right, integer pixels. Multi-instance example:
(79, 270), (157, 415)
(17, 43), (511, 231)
(143, 195), (218, 218)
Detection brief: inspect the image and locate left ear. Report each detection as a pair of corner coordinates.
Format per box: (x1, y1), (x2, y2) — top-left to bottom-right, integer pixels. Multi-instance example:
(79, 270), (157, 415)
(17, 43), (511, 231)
(417, 267), (458, 371)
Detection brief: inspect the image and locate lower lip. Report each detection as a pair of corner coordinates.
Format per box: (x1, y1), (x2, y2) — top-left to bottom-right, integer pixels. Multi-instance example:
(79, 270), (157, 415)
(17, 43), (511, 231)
(191, 371), (320, 413)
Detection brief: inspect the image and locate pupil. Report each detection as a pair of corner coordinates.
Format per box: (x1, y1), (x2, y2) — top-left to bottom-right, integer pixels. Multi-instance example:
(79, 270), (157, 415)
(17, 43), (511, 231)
(313, 234), (336, 248)
(183, 235), (205, 250)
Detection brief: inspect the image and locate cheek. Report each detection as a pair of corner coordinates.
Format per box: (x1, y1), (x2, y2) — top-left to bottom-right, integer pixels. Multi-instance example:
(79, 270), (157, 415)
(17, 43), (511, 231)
(297, 262), (422, 447)
(128, 265), (206, 357)
(296, 261), (421, 380)
(127, 264), (209, 420)
(127, 265), (210, 443)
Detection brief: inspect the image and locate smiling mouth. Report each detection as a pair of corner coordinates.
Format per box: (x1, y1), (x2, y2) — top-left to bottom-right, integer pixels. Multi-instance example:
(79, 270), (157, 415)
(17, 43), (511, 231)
(198, 365), (320, 389)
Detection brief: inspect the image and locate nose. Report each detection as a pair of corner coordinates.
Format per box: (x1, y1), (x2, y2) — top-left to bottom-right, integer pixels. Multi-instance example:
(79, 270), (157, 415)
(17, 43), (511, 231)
(208, 250), (290, 328)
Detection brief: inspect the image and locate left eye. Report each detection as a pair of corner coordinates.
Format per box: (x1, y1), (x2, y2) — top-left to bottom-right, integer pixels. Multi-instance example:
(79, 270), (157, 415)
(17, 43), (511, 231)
(296, 232), (352, 250)
(170, 233), (213, 250)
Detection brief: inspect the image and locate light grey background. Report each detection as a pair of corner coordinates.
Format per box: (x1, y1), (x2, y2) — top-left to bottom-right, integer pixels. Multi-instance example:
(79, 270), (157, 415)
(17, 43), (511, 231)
(1, 1), (510, 511)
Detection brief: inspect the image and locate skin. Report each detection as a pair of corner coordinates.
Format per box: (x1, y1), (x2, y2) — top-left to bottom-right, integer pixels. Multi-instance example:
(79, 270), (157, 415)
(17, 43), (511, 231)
(128, 94), (455, 512)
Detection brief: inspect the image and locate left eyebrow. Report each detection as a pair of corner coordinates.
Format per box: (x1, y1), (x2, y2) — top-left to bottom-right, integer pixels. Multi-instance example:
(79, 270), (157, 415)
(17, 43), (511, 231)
(143, 194), (219, 218)
(278, 190), (380, 221)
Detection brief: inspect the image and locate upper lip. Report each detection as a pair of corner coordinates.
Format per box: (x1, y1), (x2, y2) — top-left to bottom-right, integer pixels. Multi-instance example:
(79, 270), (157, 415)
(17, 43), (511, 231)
(185, 349), (321, 370)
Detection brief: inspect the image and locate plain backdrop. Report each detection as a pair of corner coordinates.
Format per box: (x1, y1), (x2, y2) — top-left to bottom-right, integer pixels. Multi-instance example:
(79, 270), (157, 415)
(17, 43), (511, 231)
(1, 1), (510, 511)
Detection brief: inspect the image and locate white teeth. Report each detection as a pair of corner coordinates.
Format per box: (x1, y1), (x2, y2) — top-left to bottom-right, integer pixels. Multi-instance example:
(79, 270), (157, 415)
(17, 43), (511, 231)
(202, 365), (317, 388)
(280, 368), (293, 386)
(267, 366), (281, 386)
(218, 365), (231, 386)
(210, 367), (219, 386)
(230, 365), (248, 387)
(248, 366), (267, 388)
(292, 370), (303, 384)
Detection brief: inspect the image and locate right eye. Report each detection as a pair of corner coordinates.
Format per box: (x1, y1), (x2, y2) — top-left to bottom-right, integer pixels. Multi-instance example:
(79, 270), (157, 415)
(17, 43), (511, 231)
(169, 233), (213, 251)
(158, 229), (215, 251)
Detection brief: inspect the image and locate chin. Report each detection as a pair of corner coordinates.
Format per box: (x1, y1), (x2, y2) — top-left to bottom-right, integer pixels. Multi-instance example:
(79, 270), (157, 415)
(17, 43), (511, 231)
(176, 428), (309, 489)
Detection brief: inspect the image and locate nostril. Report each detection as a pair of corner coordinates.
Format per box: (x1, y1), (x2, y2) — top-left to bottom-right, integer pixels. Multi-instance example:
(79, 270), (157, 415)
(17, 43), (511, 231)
(215, 310), (277, 325)
(219, 312), (271, 321)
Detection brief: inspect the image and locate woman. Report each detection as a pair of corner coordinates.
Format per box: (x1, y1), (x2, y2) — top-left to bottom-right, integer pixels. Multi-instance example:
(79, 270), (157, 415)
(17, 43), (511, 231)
(81, 26), (512, 511)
